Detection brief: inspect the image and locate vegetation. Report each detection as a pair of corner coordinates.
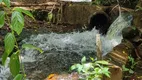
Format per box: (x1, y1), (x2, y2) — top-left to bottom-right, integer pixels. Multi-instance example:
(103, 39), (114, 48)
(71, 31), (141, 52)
(70, 56), (110, 80)
(0, 0), (43, 79)
(122, 55), (137, 78)
(0, 0), (141, 80)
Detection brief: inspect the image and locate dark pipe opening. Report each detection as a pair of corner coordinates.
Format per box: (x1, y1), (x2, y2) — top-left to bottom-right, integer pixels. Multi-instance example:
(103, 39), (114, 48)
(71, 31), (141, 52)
(88, 12), (110, 35)
(32, 10), (48, 21)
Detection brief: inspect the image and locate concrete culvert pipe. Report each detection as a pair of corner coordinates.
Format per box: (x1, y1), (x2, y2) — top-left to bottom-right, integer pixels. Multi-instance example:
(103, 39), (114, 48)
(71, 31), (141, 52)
(88, 11), (110, 35)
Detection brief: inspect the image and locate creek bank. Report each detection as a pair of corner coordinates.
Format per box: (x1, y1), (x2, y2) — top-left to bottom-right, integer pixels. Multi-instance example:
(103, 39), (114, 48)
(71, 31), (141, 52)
(105, 27), (142, 80)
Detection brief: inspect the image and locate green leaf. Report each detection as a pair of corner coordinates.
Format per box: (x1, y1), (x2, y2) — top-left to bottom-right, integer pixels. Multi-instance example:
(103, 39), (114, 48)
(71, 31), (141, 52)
(48, 12), (53, 22)
(82, 63), (93, 72)
(13, 7), (34, 19)
(76, 64), (83, 73)
(11, 11), (24, 35)
(122, 65), (129, 71)
(70, 65), (77, 70)
(4, 33), (15, 55)
(13, 74), (23, 80)
(3, 0), (10, 8)
(104, 72), (110, 78)
(10, 52), (20, 77)
(2, 51), (8, 65)
(90, 57), (95, 61)
(81, 56), (86, 63)
(95, 60), (109, 65)
(0, 11), (5, 28)
(101, 67), (110, 77)
(22, 44), (43, 53)
(94, 67), (101, 73)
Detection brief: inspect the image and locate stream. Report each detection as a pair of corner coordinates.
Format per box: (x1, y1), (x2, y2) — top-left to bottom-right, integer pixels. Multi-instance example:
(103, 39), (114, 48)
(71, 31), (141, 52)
(0, 13), (132, 80)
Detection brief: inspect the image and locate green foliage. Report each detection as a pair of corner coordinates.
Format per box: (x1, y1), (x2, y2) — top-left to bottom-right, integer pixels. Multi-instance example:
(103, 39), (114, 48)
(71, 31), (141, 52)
(2, 51), (8, 65)
(11, 7), (35, 35)
(122, 65), (134, 74)
(81, 56), (86, 63)
(22, 44), (43, 53)
(122, 55), (137, 74)
(0, 0), (42, 79)
(70, 56), (110, 80)
(4, 33), (15, 55)
(2, 33), (15, 65)
(13, 74), (23, 80)
(0, 11), (5, 28)
(9, 51), (20, 77)
(11, 11), (24, 35)
(3, 0), (10, 8)
(47, 12), (53, 23)
(13, 7), (35, 19)
(128, 56), (137, 69)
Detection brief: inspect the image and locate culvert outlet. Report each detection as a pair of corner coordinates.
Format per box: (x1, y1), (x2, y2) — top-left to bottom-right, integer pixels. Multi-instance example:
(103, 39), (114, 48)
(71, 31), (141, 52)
(88, 12), (110, 35)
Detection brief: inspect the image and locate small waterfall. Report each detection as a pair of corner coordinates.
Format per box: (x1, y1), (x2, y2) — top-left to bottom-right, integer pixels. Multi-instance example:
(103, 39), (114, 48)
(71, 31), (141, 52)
(0, 12), (133, 79)
(106, 13), (133, 39)
(106, 1), (133, 39)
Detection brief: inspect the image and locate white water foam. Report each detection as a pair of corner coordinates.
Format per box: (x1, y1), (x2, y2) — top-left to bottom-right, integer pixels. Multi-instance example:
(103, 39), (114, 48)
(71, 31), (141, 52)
(0, 58), (10, 80)
(21, 29), (122, 62)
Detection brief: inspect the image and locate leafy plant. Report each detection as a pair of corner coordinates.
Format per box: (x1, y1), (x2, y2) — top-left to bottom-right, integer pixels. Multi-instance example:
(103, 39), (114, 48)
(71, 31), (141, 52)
(70, 56), (110, 80)
(47, 12), (53, 23)
(122, 55), (137, 74)
(0, 0), (43, 80)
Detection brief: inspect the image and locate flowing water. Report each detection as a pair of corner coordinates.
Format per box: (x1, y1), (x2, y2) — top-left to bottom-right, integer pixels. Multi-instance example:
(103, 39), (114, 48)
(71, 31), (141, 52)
(21, 29), (121, 62)
(0, 13), (133, 80)
(106, 13), (133, 39)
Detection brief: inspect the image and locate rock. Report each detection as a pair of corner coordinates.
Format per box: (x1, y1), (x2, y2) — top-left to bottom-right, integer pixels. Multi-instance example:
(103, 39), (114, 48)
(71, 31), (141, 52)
(104, 39), (135, 67)
(122, 27), (140, 40)
(104, 64), (122, 80)
(122, 27), (142, 46)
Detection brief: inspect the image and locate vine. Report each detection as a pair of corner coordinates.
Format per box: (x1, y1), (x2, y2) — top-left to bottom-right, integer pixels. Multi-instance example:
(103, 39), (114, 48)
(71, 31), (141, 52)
(0, 0), (43, 80)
